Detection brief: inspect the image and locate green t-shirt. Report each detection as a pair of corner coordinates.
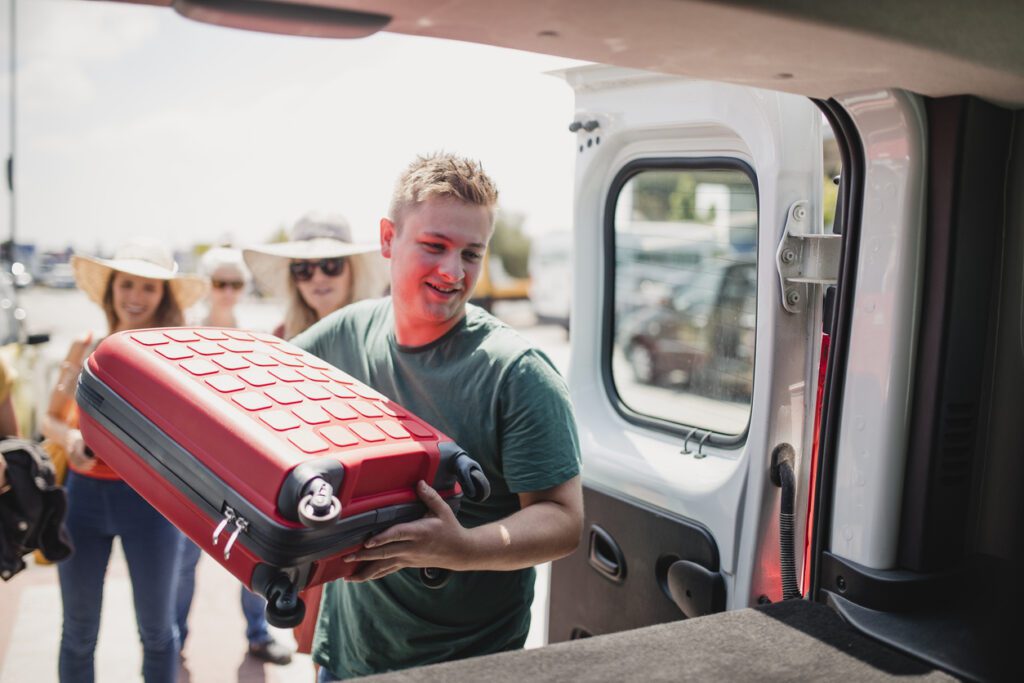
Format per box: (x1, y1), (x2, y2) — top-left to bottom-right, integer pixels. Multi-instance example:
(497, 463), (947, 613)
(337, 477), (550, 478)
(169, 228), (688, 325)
(292, 299), (581, 678)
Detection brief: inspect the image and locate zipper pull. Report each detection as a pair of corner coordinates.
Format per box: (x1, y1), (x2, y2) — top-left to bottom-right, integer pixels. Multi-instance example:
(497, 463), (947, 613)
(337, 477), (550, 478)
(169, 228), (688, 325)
(223, 516), (249, 561)
(212, 505), (236, 546)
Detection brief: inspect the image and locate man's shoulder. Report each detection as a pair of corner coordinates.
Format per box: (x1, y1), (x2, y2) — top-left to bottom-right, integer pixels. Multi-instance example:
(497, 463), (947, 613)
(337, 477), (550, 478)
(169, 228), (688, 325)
(292, 298), (390, 352)
(463, 305), (537, 363)
(313, 298), (390, 334)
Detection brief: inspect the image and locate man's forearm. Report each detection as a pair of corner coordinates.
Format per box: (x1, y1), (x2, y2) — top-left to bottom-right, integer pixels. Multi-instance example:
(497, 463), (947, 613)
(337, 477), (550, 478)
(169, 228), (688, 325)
(454, 499), (582, 572)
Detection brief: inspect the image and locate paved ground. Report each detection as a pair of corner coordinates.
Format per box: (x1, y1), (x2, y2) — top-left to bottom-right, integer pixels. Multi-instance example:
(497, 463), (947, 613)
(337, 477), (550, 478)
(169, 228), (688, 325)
(0, 545), (313, 683)
(0, 545), (550, 683)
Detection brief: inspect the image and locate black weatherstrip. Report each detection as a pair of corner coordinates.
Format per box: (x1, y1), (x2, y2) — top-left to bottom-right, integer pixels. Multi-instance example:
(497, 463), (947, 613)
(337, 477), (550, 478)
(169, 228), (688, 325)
(809, 99), (865, 601)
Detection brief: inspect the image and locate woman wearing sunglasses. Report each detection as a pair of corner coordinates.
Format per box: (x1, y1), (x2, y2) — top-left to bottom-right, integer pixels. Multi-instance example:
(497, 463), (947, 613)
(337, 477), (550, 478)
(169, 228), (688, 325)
(177, 246), (300, 665)
(194, 246), (250, 328)
(244, 213), (388, 340)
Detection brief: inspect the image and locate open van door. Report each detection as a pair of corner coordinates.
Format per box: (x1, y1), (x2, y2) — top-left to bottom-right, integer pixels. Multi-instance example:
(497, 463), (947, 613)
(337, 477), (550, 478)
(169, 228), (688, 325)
(550, 66), (829, 639)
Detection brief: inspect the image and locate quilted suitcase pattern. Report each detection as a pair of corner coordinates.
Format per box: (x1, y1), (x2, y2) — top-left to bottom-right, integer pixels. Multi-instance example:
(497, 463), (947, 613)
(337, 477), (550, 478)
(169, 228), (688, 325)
(76, 327), (488, 626)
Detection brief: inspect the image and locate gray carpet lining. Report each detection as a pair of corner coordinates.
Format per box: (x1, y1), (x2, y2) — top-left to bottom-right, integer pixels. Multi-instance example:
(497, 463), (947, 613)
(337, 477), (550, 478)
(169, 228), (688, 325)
(355, 600), (955, 682)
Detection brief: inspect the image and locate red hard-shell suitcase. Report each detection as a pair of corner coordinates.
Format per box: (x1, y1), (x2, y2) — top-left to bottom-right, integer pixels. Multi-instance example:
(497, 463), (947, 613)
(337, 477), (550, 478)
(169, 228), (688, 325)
(75, 327), (489, 626)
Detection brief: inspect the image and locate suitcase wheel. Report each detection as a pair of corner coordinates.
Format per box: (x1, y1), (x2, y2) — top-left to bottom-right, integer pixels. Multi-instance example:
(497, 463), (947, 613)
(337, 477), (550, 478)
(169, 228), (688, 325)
(264, 575), (307, 628)
(420, 567), (452, 589)
(297, 477), (342, 528)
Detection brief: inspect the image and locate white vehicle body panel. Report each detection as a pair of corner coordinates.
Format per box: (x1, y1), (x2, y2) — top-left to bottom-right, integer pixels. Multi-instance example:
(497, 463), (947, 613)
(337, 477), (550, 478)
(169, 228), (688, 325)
(829, 90), (927, 569)
(565, 66), (823, 606)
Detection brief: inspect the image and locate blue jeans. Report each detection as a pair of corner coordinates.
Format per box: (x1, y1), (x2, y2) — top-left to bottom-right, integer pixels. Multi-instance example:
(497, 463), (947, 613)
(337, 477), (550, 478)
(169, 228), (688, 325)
(58, 472), (182, 683)
(317, 665), (344, 682)
(175, 536), (271, 646)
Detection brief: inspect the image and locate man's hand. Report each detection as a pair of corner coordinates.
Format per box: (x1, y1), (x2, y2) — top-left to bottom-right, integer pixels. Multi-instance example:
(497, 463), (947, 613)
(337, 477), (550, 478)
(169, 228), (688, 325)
(343, 480), (470, 582)
(343, 475), (584, 583)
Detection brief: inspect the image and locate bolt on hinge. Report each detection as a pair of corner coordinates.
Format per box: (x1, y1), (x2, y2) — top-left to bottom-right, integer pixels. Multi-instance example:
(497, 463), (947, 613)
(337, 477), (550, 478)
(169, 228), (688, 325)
(776, 200), (842, 314)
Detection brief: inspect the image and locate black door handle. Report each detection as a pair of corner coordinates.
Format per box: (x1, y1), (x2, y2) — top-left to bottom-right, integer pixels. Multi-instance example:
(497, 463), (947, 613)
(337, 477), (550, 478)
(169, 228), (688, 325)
(587, 525), (627, 583)
(665, 559), (726, 618)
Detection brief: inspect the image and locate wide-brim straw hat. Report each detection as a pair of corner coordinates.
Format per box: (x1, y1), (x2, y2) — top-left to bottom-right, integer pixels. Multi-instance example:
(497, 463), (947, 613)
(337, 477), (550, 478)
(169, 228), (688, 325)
(70, 242), (208, 310)
(243, 213), (389, 301)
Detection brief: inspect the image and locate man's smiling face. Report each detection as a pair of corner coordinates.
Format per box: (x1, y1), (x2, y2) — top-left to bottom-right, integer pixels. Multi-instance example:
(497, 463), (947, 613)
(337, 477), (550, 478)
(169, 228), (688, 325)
(381, 196), (493, 346)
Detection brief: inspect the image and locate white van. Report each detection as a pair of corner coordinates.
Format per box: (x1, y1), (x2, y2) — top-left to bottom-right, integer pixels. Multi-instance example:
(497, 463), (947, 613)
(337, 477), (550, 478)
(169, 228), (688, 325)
(39, 2), (1024, 680)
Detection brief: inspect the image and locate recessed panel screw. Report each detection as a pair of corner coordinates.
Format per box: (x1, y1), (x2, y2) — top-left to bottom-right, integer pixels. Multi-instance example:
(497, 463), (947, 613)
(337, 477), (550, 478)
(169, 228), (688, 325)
(786, 289), (801, 307)
(781, 249), (797, 264)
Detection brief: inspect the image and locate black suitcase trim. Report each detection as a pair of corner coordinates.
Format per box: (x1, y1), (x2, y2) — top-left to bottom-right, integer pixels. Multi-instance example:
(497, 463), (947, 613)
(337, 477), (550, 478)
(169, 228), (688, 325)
(76, 365), (459, 568)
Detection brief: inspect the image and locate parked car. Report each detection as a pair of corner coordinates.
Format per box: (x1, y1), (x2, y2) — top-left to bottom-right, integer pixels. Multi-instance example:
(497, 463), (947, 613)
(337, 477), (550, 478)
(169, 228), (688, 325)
(529, 230), (572, 330)
(39, 262), (77, 289)
(620, 255), (755, 400)
(469, 249), (532, 313)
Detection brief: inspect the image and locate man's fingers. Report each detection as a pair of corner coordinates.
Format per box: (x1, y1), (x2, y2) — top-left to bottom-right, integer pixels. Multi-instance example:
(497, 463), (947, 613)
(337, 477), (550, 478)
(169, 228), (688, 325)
(416, 480), (453, 518)
(346, 559), (402, 583)
(346, 540), (413, 562)
(364, 523), (414, 549)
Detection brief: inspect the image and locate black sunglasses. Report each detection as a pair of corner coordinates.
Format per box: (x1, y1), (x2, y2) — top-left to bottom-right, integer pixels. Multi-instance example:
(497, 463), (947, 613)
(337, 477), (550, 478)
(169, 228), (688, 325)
(211, 279), (245, 291)
(289, 257), (347, 282)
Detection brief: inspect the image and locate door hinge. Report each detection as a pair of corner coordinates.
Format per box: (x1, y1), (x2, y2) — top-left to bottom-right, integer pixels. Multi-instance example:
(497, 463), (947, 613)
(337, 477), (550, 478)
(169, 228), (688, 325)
(775, 200), (842, 313)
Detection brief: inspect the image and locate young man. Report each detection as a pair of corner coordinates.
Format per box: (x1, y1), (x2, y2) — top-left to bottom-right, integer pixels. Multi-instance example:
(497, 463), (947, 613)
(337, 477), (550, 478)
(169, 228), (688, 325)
(293, 153), (583, 679)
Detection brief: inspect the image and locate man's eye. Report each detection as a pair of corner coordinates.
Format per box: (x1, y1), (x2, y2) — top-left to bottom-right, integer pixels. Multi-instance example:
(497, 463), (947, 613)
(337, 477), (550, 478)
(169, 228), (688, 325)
(463, 251), (482, 262)
(422, 242), (444, 252)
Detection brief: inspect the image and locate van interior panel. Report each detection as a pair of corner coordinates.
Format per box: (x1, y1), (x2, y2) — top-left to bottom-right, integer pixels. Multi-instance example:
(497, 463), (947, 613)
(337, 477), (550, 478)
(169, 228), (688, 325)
(548, 485), (722, 641)
(128, 0), (1024, 106)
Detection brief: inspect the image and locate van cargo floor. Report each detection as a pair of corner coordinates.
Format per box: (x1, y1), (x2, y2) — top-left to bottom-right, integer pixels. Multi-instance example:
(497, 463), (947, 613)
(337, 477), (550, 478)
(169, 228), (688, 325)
(355, 600), (955, 682)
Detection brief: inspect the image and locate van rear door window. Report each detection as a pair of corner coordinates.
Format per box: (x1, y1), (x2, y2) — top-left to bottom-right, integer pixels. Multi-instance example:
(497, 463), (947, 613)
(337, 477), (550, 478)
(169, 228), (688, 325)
(611, 167), (757, 435)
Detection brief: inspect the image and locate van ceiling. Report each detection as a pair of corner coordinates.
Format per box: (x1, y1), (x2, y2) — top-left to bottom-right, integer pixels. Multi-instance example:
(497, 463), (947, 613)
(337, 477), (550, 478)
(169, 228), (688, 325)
(105, 0), (1024, 107)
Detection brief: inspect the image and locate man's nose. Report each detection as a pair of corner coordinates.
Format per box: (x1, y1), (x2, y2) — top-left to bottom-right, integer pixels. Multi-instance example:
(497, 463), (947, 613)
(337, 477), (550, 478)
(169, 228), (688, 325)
(437, 253), (464, 282)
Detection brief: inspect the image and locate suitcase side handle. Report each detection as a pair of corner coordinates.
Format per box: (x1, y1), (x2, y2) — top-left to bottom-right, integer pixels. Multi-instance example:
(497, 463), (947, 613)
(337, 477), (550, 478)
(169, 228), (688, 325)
(436, 442), (490, 503)
(453, 453), (490, 503)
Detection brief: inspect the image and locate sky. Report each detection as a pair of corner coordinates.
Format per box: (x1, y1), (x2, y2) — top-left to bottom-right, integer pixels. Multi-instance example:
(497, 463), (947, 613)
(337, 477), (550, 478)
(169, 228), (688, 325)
(0, 0), (586, 254)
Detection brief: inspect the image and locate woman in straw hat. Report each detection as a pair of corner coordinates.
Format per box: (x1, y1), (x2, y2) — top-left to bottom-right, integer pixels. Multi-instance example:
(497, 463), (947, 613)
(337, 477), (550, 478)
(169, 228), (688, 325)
(41, 242), (205, 683)
(244, 213), (388, 340)
(173, 246), (294, 665)
(192, 245), (251, 328)
(243, 214), (386, 655)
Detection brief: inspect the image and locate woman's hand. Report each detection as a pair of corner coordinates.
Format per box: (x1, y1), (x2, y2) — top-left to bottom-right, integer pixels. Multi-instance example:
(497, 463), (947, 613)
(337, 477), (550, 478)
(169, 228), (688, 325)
(65, 428), (95, 472)
(66, 331), (94, 367)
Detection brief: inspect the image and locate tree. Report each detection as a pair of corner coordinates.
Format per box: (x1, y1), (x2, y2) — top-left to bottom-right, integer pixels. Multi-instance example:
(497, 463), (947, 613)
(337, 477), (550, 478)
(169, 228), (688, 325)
(490, 209), (531, 279)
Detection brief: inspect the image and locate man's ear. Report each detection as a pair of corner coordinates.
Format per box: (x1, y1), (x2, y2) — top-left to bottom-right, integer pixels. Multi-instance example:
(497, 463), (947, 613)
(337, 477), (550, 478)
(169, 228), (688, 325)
(380, 217), (396, 259)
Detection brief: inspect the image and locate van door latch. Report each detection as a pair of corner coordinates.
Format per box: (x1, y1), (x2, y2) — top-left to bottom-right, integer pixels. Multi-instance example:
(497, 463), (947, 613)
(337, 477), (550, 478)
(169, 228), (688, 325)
(776, 200), (841, 313)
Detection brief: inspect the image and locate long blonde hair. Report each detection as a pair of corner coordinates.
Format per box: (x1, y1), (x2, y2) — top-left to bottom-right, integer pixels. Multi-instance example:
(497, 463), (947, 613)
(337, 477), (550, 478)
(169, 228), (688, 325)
(281, 277), (352, 340)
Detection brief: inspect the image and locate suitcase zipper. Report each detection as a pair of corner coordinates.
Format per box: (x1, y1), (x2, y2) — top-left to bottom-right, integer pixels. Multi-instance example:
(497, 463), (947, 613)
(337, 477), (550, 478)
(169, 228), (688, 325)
(78, 367), (447, 565)
(212, 505), (250, 561)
